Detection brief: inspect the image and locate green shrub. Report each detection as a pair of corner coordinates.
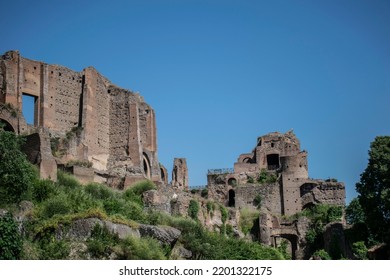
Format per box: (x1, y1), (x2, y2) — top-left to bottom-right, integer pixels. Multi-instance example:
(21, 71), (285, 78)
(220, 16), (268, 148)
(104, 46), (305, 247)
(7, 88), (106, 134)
(239, 208), (259, 235)
(220, 205), (228, 224)
(116, 236), (166, 260)
(41, 194), (72, 218)
(225, 224), (234, 237)
(0, 131), (38, 204)
(0, 213), (22, 259)
(277, 239), (291, 260)
(188, 200), (200, 220)
(40, 239), (70, 260)
(352, 241), (368, 260)
(32, 179), (57, 203)
(206, 201), (215, 215)
(128, 180), (156, 196)
(257, 169), (277, 184)
(201, 189), (208, 198)
(87, 224), (119, 259)
(313, 249), (331, 260)
(85, 183), (114, 200)
(57, 171), (80, 189)
(67, 188), (100, 213)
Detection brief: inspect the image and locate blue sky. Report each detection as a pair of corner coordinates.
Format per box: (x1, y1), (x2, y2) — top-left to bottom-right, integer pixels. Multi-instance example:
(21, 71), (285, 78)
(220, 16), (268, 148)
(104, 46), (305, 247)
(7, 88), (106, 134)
(1, 0), (389, 203)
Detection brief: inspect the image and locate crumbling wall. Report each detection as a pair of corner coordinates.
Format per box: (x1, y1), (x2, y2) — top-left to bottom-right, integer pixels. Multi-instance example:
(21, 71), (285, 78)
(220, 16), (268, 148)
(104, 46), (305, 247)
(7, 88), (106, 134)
(0, 51), (163, 186)
(171, 158), (188, 191)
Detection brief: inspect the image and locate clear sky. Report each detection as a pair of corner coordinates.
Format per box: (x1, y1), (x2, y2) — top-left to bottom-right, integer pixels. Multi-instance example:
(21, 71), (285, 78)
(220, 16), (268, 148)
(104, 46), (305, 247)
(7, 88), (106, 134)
(1, 0), (389, 203)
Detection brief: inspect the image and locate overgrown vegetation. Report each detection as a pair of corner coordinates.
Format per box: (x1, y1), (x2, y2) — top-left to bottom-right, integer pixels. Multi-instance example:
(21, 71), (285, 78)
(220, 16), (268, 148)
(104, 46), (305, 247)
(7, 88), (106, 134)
(301, 204), (343, 253)
(239, 207), (259, 235)
(0, 213), (23, 260)
(257, 169), (277, 184)
(0, 130), (37, 205)
(188, 200), (200, 220)
(0, 129), (282, 260)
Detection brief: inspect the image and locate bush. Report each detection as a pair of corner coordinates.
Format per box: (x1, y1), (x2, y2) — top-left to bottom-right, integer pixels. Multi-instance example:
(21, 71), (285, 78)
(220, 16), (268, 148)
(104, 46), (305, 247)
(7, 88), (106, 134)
(41, 194), (71, 218)
(206, 201), (215, 215)
(40, 240), (70, 260)
(116, 236), (166, 260)
(0, 131), (37, 204)
(313, 249), (331, 260)
(32, 179), (57, 203)
(352, 241), (368, 260)
(85, 183), (114, 200)
(128, 180), (156, 196)
(201, 189), (208, 198)
(257, 169), (277, 184)
(57, 171), (80, 189)
(188, 200), (200, 220)
(87, 224), (119, 259)
(0, 213), (22, 259)
(220, 205), (228, 224)
(239, 208), (259, 235)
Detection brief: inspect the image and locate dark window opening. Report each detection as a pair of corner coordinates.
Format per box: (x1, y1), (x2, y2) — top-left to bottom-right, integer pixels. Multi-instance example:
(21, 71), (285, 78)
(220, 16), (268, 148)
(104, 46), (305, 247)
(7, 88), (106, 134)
(228, 189), (235, 207)
(173, 166), (178, 182)
(267, 154), (280, 170)
(143, 153), (151, 179)
(242, 157), (252, 163)
(22, 93), (38, 126)
(271, 143), (274, 148)
(160, 168), (166, 181)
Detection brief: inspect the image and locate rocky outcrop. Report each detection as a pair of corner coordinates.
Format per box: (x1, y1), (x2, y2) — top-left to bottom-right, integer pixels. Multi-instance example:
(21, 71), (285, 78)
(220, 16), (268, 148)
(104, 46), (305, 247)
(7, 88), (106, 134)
(139, 224), (181, 246)
(54, 218), (181, 247)
(55, 218), (140, 240)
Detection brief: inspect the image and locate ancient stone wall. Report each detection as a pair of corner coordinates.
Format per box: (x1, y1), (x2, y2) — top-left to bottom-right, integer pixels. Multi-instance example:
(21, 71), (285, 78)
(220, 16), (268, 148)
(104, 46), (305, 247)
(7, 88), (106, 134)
(0, 51), (162, 186)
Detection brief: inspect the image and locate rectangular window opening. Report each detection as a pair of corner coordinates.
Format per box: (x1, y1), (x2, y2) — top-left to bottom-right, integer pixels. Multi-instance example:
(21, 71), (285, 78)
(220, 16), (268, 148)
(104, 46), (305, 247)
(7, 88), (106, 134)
(22, 93), (38, 126)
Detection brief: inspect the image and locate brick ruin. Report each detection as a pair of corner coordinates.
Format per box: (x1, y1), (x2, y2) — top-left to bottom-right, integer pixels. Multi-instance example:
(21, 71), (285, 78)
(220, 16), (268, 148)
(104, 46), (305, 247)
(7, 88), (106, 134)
(0, 50), (164, 188)
(0, 51), (346, 258)
(206, 130), (345, 216)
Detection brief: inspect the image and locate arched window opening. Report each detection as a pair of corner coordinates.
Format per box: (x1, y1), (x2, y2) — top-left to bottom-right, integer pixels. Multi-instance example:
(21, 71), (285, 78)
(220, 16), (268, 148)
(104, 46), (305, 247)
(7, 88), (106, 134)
(143, 153), (151, 179)
(0, 119), (15, 132)
(228, 178), (237, 186)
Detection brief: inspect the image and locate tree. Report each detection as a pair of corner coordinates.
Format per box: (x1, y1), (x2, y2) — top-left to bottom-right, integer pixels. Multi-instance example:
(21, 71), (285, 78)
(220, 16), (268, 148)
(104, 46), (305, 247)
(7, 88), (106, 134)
(345, 198), (365, 225)
(356, 136), (390, 243)
(0, 129), (37, 204)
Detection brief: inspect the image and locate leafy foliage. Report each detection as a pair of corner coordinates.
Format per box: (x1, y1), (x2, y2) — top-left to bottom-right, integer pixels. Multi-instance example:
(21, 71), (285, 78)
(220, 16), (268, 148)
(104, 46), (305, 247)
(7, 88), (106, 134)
(0, 213), (22, 259)
(356, 136), (390, 243)
(0, 130), (37, 204)
(313, 249), (331, 260)
(257, 169), (277, 184)
(345, 198), (365, 225)
(302, 204), (343, 251)
(188, 200), (200, 220)
(220, 205), (228, 224)
(352, 241), (368, 260)
(239, 208), (259, 235)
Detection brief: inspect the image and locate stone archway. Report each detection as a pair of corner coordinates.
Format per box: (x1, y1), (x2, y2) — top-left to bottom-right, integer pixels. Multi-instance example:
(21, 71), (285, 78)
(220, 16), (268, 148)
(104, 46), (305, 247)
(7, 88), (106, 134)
(0, 118), (15, 132)
(271, 230), (299, 259)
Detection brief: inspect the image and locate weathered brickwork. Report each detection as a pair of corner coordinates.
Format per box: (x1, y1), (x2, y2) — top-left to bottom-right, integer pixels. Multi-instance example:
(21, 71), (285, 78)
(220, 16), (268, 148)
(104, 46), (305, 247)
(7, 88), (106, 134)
(0, 51), (164, 187)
